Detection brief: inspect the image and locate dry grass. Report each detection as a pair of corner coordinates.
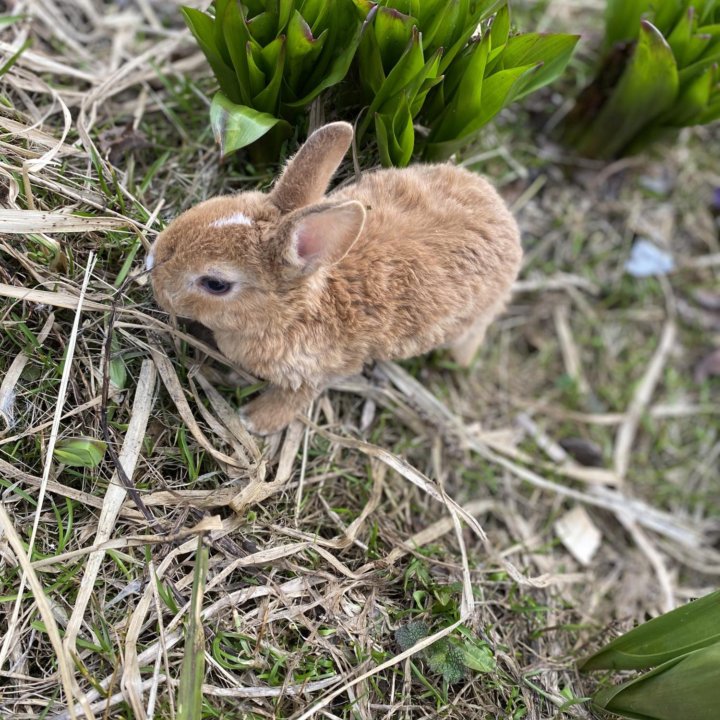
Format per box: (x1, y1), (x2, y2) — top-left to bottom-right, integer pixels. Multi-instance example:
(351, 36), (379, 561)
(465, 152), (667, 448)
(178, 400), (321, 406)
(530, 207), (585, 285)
(1, 1), (719, 719)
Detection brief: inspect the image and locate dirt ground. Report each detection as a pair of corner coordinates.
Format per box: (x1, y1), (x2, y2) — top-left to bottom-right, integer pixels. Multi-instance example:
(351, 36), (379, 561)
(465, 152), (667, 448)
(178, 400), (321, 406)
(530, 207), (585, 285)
(0, 1), (719, 719)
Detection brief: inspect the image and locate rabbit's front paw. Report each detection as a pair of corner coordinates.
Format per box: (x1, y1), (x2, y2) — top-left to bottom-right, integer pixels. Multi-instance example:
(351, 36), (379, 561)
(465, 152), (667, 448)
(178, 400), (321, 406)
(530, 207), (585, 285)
(240, 385), (314, 436)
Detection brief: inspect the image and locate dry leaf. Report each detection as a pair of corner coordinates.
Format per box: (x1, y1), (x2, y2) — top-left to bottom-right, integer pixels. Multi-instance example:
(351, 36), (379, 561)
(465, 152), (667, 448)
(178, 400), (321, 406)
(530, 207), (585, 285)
(99, 122), (150, 164)
(554, 506), (602, 566)
(559, 437), (604, 467)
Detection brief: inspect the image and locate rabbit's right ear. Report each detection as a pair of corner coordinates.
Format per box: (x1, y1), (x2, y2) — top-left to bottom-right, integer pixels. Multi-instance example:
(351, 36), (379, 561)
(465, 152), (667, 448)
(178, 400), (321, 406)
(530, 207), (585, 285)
(281, 200), (366, 275)
(270, 122), (353, 213)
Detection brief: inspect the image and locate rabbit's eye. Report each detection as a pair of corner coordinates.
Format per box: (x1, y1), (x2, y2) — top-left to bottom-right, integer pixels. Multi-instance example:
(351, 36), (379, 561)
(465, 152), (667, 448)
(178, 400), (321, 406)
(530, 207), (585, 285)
(198, 276), (233, 295)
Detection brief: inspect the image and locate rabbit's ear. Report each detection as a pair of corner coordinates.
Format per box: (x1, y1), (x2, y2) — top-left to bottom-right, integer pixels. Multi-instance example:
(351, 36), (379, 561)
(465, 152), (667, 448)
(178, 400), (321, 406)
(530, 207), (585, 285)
(270, 122), (353, 213)
(285, 201), (366, 273)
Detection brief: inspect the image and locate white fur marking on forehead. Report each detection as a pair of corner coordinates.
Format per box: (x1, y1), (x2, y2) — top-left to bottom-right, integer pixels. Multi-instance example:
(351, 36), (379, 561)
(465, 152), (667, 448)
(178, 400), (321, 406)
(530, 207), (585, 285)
(210, 212), (254, 228)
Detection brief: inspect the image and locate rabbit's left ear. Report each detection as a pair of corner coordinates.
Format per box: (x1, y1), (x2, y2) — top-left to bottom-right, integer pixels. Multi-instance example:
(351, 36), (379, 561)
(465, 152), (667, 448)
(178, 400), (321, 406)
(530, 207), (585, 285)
(284, 200), (366, 273)
(270, 122), (353, 213)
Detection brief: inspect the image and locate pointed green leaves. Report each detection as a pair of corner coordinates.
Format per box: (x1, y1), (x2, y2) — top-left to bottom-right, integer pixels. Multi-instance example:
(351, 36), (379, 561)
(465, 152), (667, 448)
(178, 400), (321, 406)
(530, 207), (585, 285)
(187, 1), (579, 165)
(581, 591), (720, 671)
(571, 20), (679, 158)
(499, 33), (581, 100)
(182, 0), (363, 160)
(567, 0), (720, 158)
(593, 644), (720, 720)
(182, 6), (242, 103)
(582, 592), (720, 720)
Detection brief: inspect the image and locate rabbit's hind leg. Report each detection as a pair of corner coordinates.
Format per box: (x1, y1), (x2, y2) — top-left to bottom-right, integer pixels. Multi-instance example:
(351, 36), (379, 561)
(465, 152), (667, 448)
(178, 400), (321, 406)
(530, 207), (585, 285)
(449, 298), (508, 368)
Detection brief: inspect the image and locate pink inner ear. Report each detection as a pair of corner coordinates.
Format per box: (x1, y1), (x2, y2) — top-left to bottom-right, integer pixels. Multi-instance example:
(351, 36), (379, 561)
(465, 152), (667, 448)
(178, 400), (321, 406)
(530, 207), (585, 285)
(294, 217), (325, 261)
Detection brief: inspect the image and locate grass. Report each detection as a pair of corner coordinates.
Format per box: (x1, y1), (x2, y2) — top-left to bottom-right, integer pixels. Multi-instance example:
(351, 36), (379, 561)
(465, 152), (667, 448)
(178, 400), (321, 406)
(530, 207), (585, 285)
(0, 1), (719, 719)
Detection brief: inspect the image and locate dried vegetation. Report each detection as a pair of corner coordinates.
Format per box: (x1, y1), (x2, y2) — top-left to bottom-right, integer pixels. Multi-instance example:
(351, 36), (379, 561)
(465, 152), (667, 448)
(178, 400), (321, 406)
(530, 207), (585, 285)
(0, 1), (719, 719)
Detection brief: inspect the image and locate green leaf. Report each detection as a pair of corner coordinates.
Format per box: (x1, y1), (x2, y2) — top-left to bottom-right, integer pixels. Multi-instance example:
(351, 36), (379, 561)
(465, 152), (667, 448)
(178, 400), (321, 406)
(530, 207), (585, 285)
(182, 6), (242, 103)
(422, 0), (466, 55)
(489, 3), (511, 58)
(580, 590), (720, 671)
(667, 7), (697, 66)
(53, 438), (107, 468)
(375, 6), (417, 73)
(572, 20), (679, 159)
(429, 33), (491, 142)
(277, 0), (294, 32)
(253, 43), (285, 114)
(374, 94), (414, 167)
(212, 0), (233, 66)
(467, 62), (537, 127)
(301, 0), (329, 29)
(285, 13), (364, 107)
(463, 640), (496, 673)
(246, 11), (276, 46)
(356, 6), (385, 95)
(254, 37), (286, 114)
(209, 92), (285, 156)
(286, 10), (327, 95)
(359, 25), (425, 134)
(245, 40), (267, 98)
(593, 643), (720, 720)
(499, 33), (580, 100)
(409, 50), (444, 116)
(439, 0), (500, 73)
(221, 0), (254, 105)
(395, 621), (429, 650)
(653, 0), (688, 36)
(176, 536), (209, 720)
(604, 0), (652, 48)
(661, 64), (714, 125)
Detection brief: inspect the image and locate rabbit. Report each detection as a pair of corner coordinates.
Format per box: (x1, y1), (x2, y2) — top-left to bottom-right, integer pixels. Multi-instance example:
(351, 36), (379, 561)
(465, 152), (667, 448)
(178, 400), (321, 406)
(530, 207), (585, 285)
(147, 122), (522, 435)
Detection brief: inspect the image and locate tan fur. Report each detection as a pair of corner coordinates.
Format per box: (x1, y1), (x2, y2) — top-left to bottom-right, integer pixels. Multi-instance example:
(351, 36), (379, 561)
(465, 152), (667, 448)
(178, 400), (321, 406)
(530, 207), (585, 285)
(148, 122), (522, 434)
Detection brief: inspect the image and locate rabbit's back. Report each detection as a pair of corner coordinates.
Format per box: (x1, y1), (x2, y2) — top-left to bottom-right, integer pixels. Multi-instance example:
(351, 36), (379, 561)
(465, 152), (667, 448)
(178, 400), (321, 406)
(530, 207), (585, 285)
(327, 165), (522, 360)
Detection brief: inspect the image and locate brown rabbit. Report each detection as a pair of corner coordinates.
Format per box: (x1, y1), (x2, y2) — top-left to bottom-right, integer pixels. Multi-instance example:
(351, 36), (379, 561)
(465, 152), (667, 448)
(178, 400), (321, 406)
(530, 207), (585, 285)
(148, 123), (522, 435)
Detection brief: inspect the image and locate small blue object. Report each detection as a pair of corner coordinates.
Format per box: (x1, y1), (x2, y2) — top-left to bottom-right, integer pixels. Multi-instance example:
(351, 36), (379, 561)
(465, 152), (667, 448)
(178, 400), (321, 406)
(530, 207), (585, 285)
(624, 239), (675, 277)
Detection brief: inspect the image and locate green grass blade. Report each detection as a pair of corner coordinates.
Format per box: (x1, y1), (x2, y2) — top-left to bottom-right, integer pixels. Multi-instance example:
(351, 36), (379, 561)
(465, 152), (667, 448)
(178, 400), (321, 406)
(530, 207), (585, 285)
(177, 536), (209, 720)
(580, 590), (720, 671)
